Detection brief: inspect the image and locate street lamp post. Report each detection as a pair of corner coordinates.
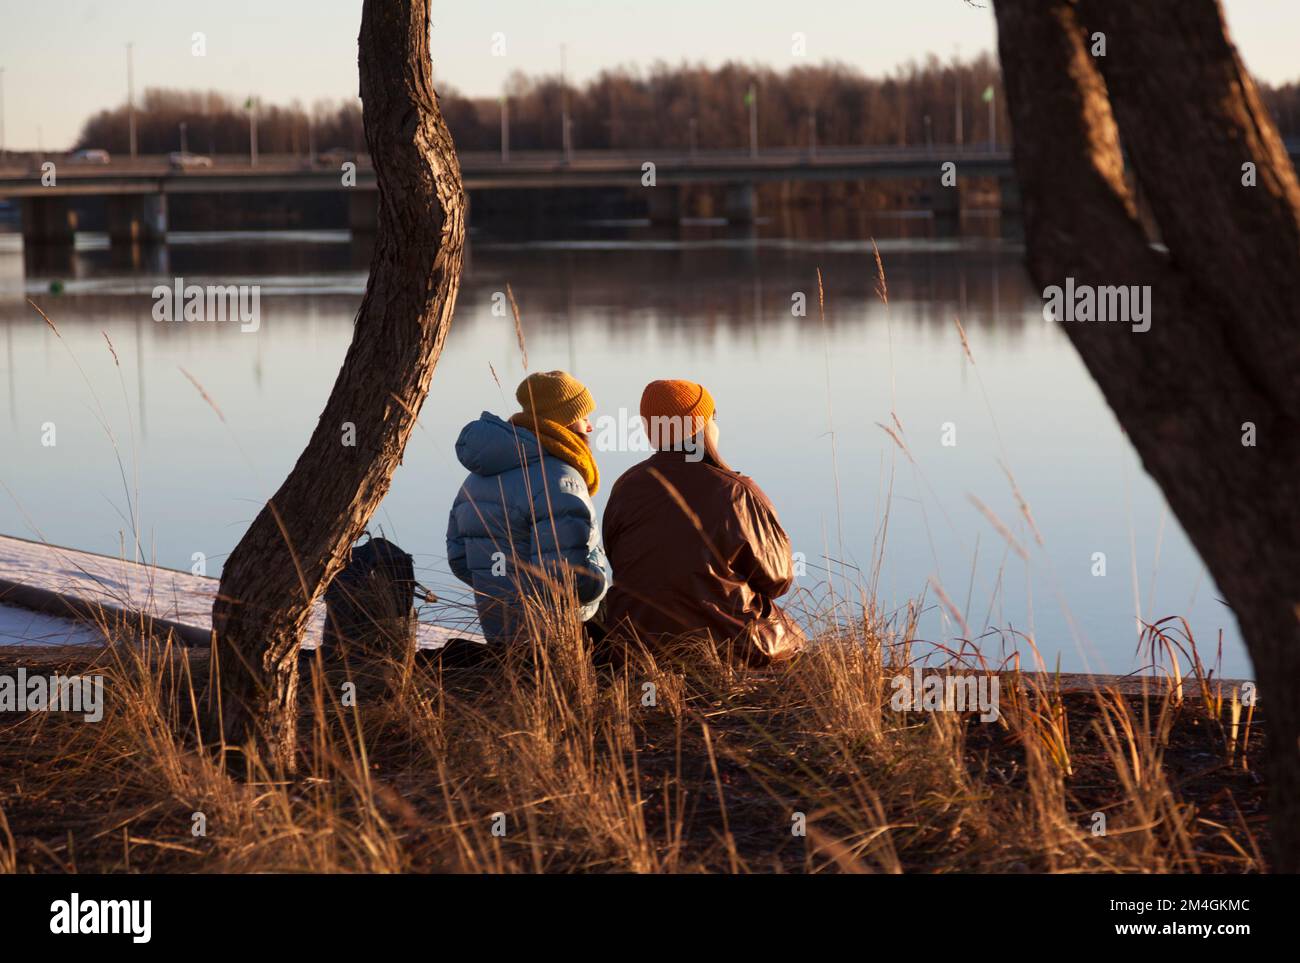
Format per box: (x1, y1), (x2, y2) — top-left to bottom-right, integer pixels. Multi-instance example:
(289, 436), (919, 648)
(500, 94), (510, 162)
(127, 43), (137, 158)
(955, 72), (963, 149)
(954, 47), (964, 151)
(988, 88), (997, 151)
(247, 97), (258, 166)
(560, 44), (572, 163)
(747, 83), (758, 158)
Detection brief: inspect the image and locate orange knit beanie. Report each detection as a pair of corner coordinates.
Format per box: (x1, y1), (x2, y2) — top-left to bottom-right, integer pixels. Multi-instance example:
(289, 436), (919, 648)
(639, 379), (715, 449)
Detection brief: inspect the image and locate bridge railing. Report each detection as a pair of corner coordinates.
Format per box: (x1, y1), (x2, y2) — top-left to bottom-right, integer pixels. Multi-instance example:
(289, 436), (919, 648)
(0, 144), (1009, 179)
(2, 138), (1299, 177)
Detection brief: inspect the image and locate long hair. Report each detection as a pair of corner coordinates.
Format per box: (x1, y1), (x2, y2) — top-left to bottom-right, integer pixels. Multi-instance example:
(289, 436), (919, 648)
(702, 426), (733, 472)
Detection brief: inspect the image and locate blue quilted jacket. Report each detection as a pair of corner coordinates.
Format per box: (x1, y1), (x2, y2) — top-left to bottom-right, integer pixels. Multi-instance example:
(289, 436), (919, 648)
(446, 412), (609, 644)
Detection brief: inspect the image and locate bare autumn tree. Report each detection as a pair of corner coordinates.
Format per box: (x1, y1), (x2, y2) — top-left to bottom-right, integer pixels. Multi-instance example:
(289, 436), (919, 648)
(992, 0), (1300, 870)
(203, 0), (466, 772)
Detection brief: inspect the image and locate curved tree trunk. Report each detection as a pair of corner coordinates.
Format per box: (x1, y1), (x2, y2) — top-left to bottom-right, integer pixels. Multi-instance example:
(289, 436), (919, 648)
(992, 0), (1300, 870)
(204, 0), (466, 772)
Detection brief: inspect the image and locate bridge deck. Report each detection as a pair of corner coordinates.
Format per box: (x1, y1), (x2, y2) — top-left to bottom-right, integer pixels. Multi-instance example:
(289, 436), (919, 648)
(0, 148), (1019, 197)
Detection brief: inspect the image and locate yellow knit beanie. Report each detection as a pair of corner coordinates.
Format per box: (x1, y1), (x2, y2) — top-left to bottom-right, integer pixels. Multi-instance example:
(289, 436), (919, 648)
(515, 370), (595, 427)
(640, 379), (715, 449)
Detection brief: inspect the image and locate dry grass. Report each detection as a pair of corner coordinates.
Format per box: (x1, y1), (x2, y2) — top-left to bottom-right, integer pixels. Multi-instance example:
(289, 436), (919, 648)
(0, 590), (1268, 874)
(3, 275), (1268, 873)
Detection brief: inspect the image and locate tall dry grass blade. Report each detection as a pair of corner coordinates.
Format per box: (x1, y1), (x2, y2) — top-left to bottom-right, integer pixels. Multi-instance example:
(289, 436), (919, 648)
(506, 283), (528, 371)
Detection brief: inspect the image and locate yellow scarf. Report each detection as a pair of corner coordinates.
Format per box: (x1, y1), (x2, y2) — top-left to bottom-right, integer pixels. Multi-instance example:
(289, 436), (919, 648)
(509, 413), (600, 495)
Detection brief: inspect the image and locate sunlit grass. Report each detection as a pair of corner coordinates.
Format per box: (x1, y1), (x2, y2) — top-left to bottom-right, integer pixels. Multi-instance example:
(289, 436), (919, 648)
(0, 584), (1266, 873)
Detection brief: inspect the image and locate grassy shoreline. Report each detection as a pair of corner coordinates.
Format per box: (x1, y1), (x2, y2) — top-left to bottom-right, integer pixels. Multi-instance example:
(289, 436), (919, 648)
(0, 622), (1268, 874)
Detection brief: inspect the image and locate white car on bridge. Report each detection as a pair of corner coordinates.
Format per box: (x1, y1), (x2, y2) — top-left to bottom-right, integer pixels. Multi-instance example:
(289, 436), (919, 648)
(70, 149), (112, 164)
(169, 151), (214, 171)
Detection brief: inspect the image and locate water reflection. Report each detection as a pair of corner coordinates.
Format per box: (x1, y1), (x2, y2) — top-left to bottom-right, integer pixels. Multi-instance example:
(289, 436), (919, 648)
(0, 216), (1245, 677)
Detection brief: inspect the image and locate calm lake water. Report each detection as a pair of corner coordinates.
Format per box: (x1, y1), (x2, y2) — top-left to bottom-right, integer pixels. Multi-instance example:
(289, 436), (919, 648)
(0, 216), (1249, 677)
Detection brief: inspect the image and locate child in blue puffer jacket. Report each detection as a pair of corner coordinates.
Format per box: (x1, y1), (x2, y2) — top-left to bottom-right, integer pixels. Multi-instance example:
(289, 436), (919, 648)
(446, 371), (609, 645)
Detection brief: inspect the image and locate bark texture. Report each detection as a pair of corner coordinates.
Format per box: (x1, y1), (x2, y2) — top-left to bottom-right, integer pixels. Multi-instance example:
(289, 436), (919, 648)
(993, 0), (1300, 869)
(204, 0), (465, 771)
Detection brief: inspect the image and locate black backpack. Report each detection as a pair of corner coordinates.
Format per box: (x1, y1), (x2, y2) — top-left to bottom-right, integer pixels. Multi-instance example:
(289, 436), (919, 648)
(322, 534), (430, 657)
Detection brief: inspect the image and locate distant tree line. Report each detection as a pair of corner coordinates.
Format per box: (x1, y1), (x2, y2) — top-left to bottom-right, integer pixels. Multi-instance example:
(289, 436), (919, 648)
(74, 54), (1300, 156)
(74, 88), (364, 156)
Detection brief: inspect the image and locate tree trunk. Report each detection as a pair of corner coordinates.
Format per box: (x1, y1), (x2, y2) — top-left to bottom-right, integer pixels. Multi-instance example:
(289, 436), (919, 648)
(992, 0), (1300, 870)
(204, 0), (466, 772)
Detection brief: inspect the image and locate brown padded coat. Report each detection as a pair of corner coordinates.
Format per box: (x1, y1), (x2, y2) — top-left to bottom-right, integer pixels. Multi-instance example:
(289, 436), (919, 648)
(602, 450), (805, 663)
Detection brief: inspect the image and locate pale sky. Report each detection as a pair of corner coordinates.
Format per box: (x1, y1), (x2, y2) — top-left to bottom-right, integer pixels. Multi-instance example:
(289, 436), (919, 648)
(0, 0), (1296, 150)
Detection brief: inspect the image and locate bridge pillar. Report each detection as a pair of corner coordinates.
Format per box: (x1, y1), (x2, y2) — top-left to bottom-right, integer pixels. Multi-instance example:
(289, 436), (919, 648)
(646, 185), (682, 224)
(723, 182), (758, 223)
(924, 183), (962, 218)
(107, 194), (168, 246)
(998, 175), (1023, 239)
(20, 196), (76, 246)
(997, 175), (1021, 218)
(348, 190), (379, 235)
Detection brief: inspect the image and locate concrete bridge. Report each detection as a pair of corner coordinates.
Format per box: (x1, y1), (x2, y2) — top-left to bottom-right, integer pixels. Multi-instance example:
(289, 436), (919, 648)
(6, 141), (1300, 246)
(0, 146), (1021, 246)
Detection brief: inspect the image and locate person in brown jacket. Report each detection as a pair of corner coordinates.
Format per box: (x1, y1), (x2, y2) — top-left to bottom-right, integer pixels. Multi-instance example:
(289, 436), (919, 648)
(601, 380), (806, 664)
